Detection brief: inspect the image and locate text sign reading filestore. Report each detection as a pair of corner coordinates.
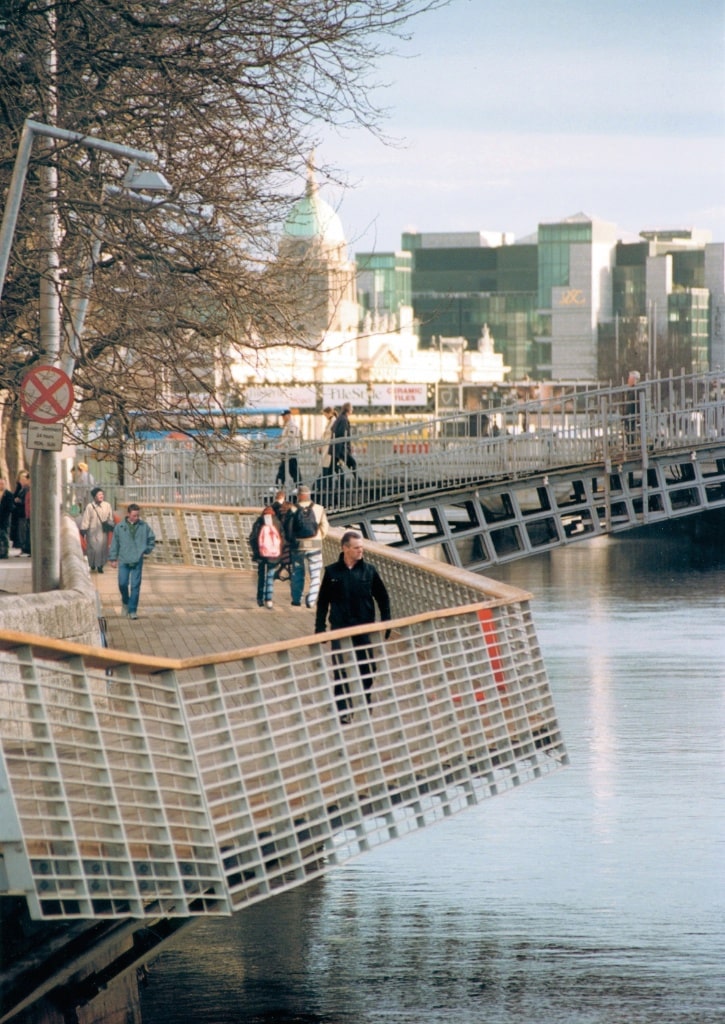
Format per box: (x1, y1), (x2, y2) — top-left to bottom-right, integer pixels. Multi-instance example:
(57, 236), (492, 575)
(20, 365), (75, 424)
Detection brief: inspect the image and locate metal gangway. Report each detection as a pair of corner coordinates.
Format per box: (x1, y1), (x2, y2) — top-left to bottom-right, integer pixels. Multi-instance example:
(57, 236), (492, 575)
(78, 371), (725, 568)
(79, 372), (725, 508)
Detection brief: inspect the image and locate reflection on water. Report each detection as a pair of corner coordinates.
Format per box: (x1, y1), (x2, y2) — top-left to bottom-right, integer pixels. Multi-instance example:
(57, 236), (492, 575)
(141, 524), (725, 1024)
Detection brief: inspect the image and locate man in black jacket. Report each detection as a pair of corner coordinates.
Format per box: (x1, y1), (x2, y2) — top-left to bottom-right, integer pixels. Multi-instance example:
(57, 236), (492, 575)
(315, 530), (391, 721)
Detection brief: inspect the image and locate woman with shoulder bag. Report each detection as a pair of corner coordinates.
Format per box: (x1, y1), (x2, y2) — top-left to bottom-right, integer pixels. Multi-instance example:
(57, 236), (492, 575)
(80, 487), (115, 573)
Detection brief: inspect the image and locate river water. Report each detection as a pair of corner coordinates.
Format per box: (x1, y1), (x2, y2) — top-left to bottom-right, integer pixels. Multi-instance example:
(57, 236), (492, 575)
(140, 523), (725, 1024)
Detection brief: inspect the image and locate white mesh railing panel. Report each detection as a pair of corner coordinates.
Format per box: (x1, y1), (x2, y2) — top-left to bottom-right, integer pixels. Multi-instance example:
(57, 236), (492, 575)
(0, 599), (566, 920)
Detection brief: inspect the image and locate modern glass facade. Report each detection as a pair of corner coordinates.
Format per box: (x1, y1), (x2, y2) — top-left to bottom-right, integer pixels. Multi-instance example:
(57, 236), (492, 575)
(396, 242), (539, 379)
(537, 221), (592, 309)
(668, 289), (710, 372)
(353, 223), (723, 381)
(356, 251), (412, 326)
(613, 243), (648, 317)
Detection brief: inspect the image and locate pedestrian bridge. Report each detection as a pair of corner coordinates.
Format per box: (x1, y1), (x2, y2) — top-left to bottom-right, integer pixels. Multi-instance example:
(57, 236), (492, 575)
(113, 371), (725, 569)
(0, 522), (566, 929)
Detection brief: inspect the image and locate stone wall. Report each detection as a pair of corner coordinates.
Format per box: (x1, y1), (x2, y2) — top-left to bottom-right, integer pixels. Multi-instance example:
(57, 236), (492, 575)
(0, 514), (101, 644)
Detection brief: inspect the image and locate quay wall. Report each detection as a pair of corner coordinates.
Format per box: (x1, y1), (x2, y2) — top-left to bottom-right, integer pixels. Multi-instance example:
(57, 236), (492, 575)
(0, 514), (100, 644)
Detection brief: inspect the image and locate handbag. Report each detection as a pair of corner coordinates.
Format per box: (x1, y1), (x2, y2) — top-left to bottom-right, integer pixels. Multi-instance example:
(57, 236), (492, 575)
(94, 505), (115, 533)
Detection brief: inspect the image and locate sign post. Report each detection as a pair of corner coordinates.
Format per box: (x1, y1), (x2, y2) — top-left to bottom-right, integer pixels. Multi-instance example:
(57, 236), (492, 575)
(20, 365), (75, 592)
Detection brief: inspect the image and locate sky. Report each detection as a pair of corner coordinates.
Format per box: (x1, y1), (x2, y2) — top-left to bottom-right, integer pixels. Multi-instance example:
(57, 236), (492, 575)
(318, 0), (725, 254)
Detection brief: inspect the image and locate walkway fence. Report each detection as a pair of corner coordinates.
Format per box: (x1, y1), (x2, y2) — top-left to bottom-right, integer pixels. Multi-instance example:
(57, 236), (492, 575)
(0, 517), (567, 921)
(71, 372), (725, 515)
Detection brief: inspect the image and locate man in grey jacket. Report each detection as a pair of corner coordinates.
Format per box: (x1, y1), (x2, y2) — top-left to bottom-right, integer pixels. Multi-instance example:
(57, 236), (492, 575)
(108, 503), (156, 619)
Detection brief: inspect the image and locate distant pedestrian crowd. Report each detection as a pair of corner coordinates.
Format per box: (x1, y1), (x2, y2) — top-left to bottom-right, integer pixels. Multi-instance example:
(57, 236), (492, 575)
(249, 474), (391, 723)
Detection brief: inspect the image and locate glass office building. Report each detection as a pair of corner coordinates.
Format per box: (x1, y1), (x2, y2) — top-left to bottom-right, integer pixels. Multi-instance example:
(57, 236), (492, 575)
(397, 233), (540, 380)
(355, 221), (724, 381)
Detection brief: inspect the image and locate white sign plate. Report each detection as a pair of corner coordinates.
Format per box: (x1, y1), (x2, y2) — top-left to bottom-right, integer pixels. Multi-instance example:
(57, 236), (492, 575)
(26, 422), (64, 451)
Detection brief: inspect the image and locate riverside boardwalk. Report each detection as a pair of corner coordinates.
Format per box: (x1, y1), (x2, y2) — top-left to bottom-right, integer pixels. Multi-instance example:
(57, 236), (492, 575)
(94, 564), (316, 657)
(0, 511), (568, 930)
(0, 553), (314, 657)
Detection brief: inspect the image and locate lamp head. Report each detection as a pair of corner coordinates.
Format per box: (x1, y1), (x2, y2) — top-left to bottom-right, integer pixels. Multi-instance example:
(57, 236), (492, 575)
(122, 165), (172, 192)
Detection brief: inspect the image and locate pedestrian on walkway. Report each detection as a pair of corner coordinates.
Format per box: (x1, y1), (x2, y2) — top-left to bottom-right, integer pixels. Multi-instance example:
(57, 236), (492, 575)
(315, 530), (391, 721)
(287, 484), (329, 608)
(248, 504), (284, 608)
(10, 470), (30, 553)
(275, 409), (301, 489)
(79, 487), (115, 573)
(0, 478), (14, 559)
(331, 402), (356, 477)
(108, 503), (156, 619)
(624, 369), (642, 448)
(72, 462), (95, 510)
(271, 489), (294, 581)
(314, 406), (337, 502)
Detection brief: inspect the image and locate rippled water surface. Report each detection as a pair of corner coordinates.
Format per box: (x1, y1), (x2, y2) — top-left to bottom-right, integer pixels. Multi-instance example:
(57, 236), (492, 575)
(141, 525), (725, 1023)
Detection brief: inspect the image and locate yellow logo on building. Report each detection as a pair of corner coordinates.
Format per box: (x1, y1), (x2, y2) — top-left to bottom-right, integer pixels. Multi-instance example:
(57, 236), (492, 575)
(559, 289), (586, 306)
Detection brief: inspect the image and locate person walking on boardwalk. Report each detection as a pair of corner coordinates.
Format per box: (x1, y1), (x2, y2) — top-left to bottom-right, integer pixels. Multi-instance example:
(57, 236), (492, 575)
(275, 409), (302, 489)
(314, 406), (337, 502)
(0, 478), (14, 559)
(79, 487), (115, 573)
(10, 470), (30, 553)
(271, 489), (294, 581)
(624, 369), (642, 449)
(248, 504), (284, 609)
(108, 503), (156, 619)
(287, 484), (329, 608)
(72, 461), (95, 510)
(314, 530), (391, 721)
(331, 402), (356, 477)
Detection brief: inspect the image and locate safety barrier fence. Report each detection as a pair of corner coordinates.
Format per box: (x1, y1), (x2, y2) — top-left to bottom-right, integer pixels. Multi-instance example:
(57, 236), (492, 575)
(0, 523), (567, 921)
(71, 371), (725, 515)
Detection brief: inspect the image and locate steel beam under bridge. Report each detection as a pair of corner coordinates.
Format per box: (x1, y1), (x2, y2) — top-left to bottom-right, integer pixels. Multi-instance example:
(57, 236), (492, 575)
(342, 444), (725, 569)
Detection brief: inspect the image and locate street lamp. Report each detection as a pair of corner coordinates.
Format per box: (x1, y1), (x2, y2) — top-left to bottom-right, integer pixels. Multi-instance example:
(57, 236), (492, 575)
(0, 118), (170, 592)
(64, 167), (171, 376)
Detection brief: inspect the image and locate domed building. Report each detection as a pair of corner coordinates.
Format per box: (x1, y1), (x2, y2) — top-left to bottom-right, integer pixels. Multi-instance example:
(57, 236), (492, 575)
(278, 159), (358, 338)
(230, 159), (509, 400)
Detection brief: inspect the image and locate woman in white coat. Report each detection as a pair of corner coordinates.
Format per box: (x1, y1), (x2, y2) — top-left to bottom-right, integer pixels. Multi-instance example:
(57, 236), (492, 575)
(80, 487), (115, 572)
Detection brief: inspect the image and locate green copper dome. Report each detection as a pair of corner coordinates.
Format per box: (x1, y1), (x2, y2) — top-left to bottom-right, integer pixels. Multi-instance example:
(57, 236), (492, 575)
(283, 161), (346, 248)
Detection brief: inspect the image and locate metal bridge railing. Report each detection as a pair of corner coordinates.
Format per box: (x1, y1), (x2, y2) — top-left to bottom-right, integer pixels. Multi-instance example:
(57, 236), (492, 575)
(0, 521), (567, 921)
(71, 371), (725, 515)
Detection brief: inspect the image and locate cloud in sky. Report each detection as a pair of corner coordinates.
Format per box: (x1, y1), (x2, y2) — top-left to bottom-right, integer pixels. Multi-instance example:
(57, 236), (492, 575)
(317, 0), (725, 252)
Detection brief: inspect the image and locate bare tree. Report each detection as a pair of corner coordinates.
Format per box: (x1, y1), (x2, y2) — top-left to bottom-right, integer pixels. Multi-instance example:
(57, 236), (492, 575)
(0, 0), (447, 474)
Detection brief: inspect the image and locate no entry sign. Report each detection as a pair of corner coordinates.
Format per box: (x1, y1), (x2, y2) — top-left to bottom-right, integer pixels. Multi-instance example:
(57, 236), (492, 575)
(20, 365), (75, 424)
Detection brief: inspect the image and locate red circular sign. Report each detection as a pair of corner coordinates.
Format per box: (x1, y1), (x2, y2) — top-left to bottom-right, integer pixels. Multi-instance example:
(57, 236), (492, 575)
(20, 365), (75, 424)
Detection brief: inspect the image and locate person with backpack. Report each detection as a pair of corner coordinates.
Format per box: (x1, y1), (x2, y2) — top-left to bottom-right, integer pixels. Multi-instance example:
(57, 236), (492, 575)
(248, 505), (284, 609)
(286, 485), (329, 608)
